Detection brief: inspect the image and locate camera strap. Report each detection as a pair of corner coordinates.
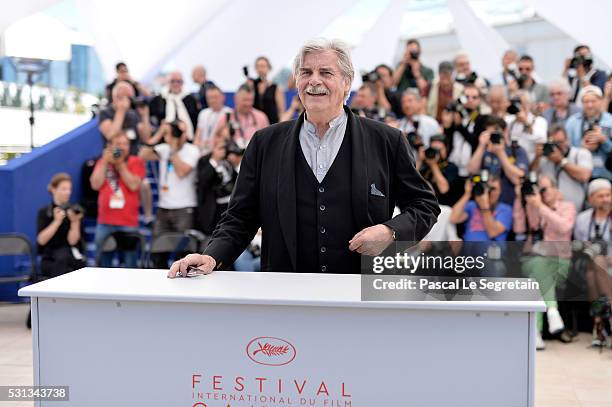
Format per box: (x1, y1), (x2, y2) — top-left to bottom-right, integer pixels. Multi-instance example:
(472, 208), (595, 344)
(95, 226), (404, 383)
(589, 211), (610, 240)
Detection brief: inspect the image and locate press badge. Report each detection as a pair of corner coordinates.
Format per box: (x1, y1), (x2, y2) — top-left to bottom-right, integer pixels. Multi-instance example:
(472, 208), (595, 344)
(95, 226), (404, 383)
(109, 189), (126, 209)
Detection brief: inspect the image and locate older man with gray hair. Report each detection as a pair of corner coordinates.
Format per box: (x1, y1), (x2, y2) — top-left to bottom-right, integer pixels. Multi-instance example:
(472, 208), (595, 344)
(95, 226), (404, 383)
(168, 38), (440, 277)
(542, 78), (581, 128)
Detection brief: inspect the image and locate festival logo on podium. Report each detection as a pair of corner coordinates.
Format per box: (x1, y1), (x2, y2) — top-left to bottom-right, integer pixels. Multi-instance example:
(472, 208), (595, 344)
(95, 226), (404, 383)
(246, 337), (297, 366)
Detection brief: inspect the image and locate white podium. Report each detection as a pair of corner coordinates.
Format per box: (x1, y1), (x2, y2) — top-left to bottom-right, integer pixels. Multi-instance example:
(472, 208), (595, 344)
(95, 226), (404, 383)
(19, 268), (544, 407)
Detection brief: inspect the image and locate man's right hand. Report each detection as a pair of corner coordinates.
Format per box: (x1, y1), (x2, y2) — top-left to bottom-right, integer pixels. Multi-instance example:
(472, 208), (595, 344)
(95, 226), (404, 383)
(168, 254), (216, 278)
(116, 96), (131, 112)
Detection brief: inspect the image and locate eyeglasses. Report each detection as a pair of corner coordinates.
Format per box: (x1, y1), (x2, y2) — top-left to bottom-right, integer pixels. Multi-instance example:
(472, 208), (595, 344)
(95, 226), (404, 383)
(170, 79), (184, 84)
(549, 92), (563, 96)
(466, 95), (480, 100)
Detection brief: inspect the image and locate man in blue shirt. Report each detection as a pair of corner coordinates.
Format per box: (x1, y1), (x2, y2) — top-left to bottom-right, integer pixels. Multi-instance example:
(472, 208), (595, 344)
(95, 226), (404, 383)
(566, 85), (612, 180)
(467, 116), (529, 205)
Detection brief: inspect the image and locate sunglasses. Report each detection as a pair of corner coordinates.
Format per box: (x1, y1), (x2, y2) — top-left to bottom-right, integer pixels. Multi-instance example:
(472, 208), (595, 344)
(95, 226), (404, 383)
(170, 79), (184, 84)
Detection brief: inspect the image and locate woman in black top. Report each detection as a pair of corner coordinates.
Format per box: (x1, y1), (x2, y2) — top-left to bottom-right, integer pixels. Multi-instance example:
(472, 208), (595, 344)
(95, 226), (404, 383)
(37, 173), (86, 278)
(252, 56), (285, 124)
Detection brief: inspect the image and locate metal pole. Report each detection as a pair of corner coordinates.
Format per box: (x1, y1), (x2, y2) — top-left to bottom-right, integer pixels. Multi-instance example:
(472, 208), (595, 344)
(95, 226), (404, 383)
(27, 71), (35, 150)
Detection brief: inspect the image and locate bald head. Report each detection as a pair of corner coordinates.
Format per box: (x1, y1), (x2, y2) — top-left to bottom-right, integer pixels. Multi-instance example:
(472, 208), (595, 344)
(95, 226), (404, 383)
(112, 81), (134, 101)
(192, 65), (207, 85)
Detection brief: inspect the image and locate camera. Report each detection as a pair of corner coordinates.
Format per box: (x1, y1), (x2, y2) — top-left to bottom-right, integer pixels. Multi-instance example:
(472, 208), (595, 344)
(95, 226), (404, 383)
(456, 71), (478, 84)
(543, 142), (558, 156)
(112, 147), (122, 160)
(445, 98), (467, 118)
(242, 66), (249, 78)
(507, 97), (522, 115)
(490, 132), (502, 145)
(361, 70), (380, 83)
(424, 147), (439, 160)
(58, 203), (85, 216)
(130, 96), (147, 109)
(521, 171), (538, 197)
(570, 54), (594, 69)
(225, 112), (241, 137)
(572, 240), (608, 259)
(169, 120), (183, 138)
(471, 170), (489, 197)
(407, 132), (422, 149)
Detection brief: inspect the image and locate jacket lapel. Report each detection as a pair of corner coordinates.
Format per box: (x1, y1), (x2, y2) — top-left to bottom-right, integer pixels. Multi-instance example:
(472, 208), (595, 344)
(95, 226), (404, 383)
(276, 114), (303, 271)
(346, 106), (371, 230)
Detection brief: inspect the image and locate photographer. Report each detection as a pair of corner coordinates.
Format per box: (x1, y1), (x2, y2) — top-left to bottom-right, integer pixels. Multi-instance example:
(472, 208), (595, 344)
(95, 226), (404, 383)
(252, 56), (286, 124)
(468, 116), (529, 205)
(516, 55), (549, 112)
(513, 175), (576, 349)
(489, 49), (519, 88)
(566, 86), (612, 180)
(191, 64), (216, 110)
(417, 134), (460, 206)
(507, 91), (548, 162)
(398, 89), (441, 146)
(139, 120), (200, 237)
(350, 82), (385, 121)
(542, 78), (582, 128)
(37, 173), (86, 278)
(213, 83), (269, 148)
(149, 71), (199, 140)
(427, 61), (463, 122)
(393, 39), (433, 95)
(573, 179), (612, 346)
(564, 45), (608, 104)
(196, 139), (240, 235)
(90, 133), (145, 267)
(105, 62), (150, 103)
(453, 54), (488, 93)
(531, 125), (592, 211)
(99, 81), (152, 155)
(194, 86), (232, 154)
(374, 64), (403, 118)
(450, 173), (513, 242)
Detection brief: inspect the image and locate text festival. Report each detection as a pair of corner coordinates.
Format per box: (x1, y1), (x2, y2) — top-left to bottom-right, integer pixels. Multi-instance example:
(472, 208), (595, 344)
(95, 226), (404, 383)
(192, 374), (352, 407)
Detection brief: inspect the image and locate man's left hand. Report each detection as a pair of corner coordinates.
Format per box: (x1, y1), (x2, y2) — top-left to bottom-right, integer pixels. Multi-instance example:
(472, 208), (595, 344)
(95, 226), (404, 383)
(349, 225), (394, 256)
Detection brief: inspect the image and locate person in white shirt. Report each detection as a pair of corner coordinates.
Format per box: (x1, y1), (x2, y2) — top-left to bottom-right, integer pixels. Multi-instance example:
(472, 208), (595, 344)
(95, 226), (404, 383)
(139, 119), (200, 237)
(397, 89), (441, 147)
(194, 86), (232, 154)
(507, 91), (547, 162)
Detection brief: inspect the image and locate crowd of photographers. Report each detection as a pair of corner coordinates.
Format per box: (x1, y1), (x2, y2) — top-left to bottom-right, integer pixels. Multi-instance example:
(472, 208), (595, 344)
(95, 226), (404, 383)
(35, 40), (612, 349)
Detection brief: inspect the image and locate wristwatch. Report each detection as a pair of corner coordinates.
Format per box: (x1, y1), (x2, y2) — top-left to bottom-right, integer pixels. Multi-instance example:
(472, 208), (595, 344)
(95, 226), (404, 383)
(559, 158), (569, 169)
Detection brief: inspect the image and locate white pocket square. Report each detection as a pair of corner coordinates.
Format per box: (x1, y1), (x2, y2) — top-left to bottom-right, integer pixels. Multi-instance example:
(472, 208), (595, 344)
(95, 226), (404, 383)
(370, 183), (385, 197)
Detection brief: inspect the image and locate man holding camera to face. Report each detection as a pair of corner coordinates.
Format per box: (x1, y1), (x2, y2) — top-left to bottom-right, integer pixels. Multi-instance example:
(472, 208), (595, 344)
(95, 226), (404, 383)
(416, 134), (460, 206)
(99, 81), (152, 155)
(139, 120), (200, 238)
(531, 125), (592, 211)
(564, 45), (608, 104)
(393, 39), (433, 95)
(566, 86), (612, 180)
(90, 133), (145, 267)
(507, 91), (548, 162)
(450, 171), (513, 242)
(468, 116), (529, 205)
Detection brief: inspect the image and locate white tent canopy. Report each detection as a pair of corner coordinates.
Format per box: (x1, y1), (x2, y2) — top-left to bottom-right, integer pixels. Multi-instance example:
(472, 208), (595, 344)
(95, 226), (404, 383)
(1, 0), (611, 91)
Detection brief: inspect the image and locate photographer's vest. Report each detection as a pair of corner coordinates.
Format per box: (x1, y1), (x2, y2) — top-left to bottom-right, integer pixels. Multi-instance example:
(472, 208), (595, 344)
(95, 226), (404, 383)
(294, 127), (359, 274)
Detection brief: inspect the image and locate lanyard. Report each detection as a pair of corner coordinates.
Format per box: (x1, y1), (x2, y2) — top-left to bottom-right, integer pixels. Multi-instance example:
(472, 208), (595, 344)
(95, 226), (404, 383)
(588, 212), (610, 240)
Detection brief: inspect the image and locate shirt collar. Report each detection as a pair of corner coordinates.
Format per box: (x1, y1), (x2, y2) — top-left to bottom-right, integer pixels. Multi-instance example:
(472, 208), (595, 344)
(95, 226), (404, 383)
(303, 109), (346, 138)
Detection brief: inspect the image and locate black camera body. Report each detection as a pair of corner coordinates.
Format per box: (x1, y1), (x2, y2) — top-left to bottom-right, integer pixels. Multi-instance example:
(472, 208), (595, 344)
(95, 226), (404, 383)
(169, 121), (183, 138)
(112, 147), (123, 160)
(58, 203), (85, 216)
(407, 132), (422, 149)
(130, 96), (147, 110)
(570, 54), (594, 69)
(471, 170), (489, 197)
(424, 147), (439, 160)
(507, 97), (522, 115)
(490, 132), (502, 145)
(543, 142), (558, 156)
(521, 171), (538, 197)
(361, 70), (380, 83)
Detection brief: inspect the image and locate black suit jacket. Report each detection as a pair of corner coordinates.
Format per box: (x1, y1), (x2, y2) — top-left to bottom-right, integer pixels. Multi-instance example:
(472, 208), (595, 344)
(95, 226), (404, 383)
(149, 94), (199, 131)
(203, 106), (440, 272)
